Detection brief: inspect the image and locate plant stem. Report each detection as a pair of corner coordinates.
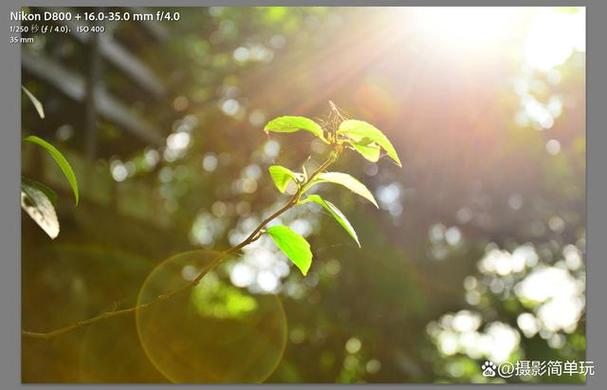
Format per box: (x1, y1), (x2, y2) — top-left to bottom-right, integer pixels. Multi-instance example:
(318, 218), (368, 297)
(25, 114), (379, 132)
(22, 153), (337, 339)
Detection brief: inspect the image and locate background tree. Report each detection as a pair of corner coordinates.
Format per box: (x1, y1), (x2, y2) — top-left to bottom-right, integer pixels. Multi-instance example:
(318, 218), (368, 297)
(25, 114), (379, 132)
(21, 7), (585, 383)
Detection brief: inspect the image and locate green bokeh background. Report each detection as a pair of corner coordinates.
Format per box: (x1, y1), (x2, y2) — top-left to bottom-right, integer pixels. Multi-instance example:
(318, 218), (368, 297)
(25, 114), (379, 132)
(21, 7), (585, 383)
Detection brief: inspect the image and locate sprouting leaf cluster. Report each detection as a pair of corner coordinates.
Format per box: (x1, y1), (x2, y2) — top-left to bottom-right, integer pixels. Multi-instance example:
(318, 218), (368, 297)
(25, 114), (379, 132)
(21, 87), (79, 239)
(20, 102), (401, 340)
(262, 107), (401, 275)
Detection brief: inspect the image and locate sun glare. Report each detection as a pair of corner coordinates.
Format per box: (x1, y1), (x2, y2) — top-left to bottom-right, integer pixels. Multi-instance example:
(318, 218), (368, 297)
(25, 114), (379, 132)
(524, 8), (585, 70)
(392, 7), (585, 71)
(412, 7), (521, 50)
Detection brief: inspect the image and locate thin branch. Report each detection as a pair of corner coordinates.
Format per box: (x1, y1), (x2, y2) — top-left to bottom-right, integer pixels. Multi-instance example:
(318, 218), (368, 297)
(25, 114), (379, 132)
(22, 151), (338, 340)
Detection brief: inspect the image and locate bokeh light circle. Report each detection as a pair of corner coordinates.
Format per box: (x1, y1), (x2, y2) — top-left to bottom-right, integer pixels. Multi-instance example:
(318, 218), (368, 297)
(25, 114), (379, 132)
(135, 250), (287, 383)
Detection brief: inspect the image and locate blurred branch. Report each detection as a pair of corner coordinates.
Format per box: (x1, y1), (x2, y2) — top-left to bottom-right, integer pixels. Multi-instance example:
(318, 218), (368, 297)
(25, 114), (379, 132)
(22, 151), (338, 339)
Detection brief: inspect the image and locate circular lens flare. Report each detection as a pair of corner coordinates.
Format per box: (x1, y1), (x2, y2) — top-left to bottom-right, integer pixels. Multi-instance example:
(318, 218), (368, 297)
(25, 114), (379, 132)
(135, 250), (287, 383)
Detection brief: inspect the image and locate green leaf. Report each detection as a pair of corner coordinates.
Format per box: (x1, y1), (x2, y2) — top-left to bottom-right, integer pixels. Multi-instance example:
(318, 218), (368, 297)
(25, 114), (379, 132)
(337, 119), (402, 167)
(349, 139), (381, 162)
(268, 165), (302, 193)
(301, 194), (360, 247)
(309, 172), (378, 208)
(264, 116), (326, 141)
(21, 180), (59, 239)
(266, 225), (313, 276)
(22, 176), (57, 206)
(22, 86), (45, 119)
(23, 136), (79, 206)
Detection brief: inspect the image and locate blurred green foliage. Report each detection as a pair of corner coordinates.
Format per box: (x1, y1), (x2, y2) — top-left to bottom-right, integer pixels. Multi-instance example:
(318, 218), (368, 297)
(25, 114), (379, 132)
(21, 7), (585, 383)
